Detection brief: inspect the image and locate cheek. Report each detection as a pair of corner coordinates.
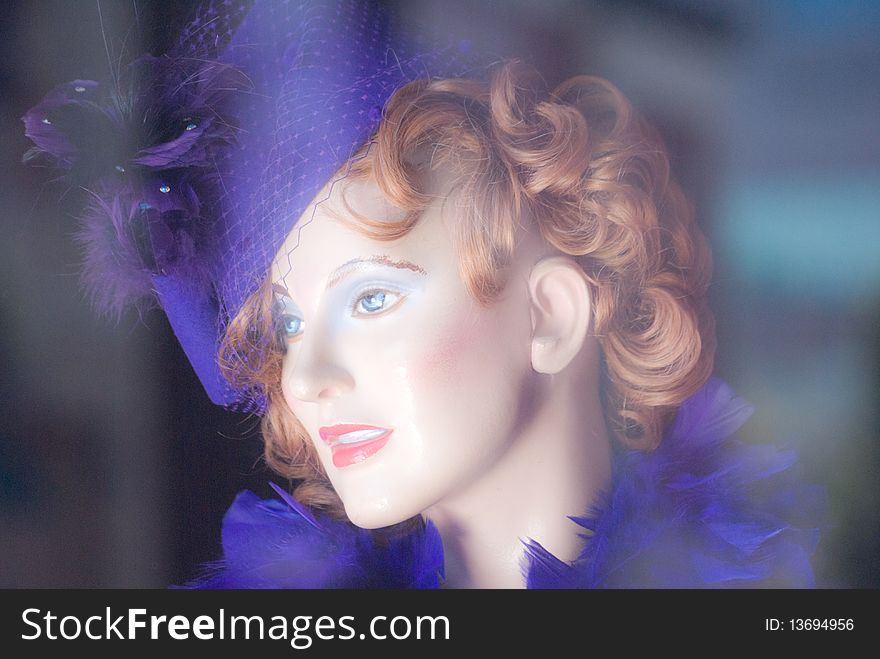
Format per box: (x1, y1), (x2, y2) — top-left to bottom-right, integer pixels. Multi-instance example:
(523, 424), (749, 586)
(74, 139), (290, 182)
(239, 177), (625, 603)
(418, 326), (473, 379)
(279, 356), (318, 438)
(279, 357), (297, 411)
(408, 310), (485, 387)
(407, 305), (522, 395)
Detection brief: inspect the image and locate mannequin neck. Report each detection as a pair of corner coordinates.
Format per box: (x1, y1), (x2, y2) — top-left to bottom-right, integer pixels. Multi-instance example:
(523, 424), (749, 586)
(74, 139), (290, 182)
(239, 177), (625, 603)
(422, 361), (611, 588)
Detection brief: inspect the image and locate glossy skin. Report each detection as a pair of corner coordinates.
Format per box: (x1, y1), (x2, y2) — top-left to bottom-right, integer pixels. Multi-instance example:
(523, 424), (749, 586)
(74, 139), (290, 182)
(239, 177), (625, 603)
(271, 171), (612, 587)
(271, 174), (542, 530)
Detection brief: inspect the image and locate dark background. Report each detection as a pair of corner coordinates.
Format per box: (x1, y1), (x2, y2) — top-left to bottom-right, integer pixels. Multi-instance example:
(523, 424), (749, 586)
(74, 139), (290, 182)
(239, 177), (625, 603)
(1, 0), (877, 587)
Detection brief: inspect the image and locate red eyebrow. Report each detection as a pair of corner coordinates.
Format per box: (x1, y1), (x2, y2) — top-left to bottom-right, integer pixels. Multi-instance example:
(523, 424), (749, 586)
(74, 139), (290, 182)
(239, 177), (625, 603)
(325, 255), (427, 290)
(272, 256), (426, 300)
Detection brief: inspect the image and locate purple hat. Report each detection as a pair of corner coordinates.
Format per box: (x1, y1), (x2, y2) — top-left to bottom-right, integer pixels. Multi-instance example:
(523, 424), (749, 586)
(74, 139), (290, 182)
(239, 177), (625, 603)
(23, 0), (481, 409)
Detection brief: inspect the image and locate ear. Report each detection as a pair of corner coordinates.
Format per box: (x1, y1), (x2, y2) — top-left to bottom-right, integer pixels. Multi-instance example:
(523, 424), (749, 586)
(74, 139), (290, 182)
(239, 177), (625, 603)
(528, 256), (592, 375)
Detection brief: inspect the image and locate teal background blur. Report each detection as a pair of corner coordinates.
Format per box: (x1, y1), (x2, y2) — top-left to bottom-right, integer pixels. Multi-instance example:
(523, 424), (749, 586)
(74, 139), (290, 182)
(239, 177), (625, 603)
(1, 0), (877, 586)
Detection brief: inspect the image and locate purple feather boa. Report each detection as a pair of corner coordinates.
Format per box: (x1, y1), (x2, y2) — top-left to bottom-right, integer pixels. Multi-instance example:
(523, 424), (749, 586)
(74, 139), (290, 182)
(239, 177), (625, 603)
(184, 377), (825, 589)
(524, 377), (825, 587)
(186, 483), (445, 589)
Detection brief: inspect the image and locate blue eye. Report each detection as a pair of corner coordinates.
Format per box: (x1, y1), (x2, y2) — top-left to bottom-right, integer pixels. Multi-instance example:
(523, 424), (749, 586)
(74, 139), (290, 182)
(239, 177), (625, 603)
(280, 315), (304, 338)
(354, 289), (403, 315)
(271, 291), (305, 349)
(359, 291), (386, 313)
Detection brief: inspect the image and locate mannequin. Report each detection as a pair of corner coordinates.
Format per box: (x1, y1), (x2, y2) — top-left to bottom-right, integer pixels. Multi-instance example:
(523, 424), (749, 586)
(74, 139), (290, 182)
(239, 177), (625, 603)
(23, 0), (821, 588)
(217, 61), (726, 588)
(270, 172), (611, 588)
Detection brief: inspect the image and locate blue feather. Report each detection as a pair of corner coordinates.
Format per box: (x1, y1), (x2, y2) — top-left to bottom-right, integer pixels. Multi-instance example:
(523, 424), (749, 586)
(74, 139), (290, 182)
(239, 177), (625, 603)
(268, 481), (322, 531)
(184, 377), (826, 589)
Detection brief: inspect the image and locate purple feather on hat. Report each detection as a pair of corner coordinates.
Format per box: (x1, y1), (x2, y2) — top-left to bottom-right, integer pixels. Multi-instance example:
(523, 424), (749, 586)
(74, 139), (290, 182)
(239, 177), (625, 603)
(22, 53), (250, 318)
(22, 0), (483, 406)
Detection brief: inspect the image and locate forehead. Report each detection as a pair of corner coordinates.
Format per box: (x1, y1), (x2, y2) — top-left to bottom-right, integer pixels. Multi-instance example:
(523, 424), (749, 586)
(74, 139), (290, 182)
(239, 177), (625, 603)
(270, 174), (455, 291)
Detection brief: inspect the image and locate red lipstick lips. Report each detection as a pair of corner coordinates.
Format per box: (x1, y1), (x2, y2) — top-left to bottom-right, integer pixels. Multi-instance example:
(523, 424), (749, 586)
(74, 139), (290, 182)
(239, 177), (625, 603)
(318, 424), (393, 469)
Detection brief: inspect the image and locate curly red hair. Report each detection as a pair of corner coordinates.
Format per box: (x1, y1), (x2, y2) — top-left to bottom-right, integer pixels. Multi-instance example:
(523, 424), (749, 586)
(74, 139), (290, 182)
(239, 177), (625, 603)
(220, 60), (715, 517)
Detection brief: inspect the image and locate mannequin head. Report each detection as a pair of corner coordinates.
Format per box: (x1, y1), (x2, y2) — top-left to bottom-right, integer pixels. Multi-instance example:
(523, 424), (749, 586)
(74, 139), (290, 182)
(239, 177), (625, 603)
(265, 168), (600, 529)
(221, 61), (715, 527)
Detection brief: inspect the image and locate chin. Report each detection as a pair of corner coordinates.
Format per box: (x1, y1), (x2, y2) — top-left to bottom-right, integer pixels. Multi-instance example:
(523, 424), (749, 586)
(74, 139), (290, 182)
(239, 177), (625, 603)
(342, 497), (420, 530)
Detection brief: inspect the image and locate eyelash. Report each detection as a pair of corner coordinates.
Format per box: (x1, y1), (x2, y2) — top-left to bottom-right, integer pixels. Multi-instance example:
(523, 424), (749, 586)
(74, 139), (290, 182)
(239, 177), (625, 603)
(274, 312), (304, 350)
(274, 284), (408, 345)
(348, 286), (406, 317)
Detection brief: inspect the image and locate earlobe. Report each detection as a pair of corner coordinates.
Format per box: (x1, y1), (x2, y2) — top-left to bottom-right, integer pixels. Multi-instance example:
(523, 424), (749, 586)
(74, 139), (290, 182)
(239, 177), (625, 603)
(528, 256), (592, 374)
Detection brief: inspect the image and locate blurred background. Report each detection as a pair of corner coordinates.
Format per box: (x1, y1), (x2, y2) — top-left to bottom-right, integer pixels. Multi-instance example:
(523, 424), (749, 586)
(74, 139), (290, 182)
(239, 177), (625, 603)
(1, 0), (877, 587)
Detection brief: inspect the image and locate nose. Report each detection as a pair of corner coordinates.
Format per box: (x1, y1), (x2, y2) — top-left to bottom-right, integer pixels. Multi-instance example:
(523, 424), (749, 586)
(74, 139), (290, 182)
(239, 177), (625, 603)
(286, 336), (354, 403)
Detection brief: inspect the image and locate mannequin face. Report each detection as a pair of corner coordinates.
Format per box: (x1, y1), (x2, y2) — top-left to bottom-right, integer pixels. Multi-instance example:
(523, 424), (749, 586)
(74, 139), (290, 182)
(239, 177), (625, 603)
(271, 172), (546, 528)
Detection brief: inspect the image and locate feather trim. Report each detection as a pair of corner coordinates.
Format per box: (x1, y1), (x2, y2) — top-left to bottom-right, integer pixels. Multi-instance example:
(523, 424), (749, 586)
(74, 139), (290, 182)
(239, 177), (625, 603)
(183, 485), (445, 589)
(184, 378), (826, 589)
(526, 377), (826, 588)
